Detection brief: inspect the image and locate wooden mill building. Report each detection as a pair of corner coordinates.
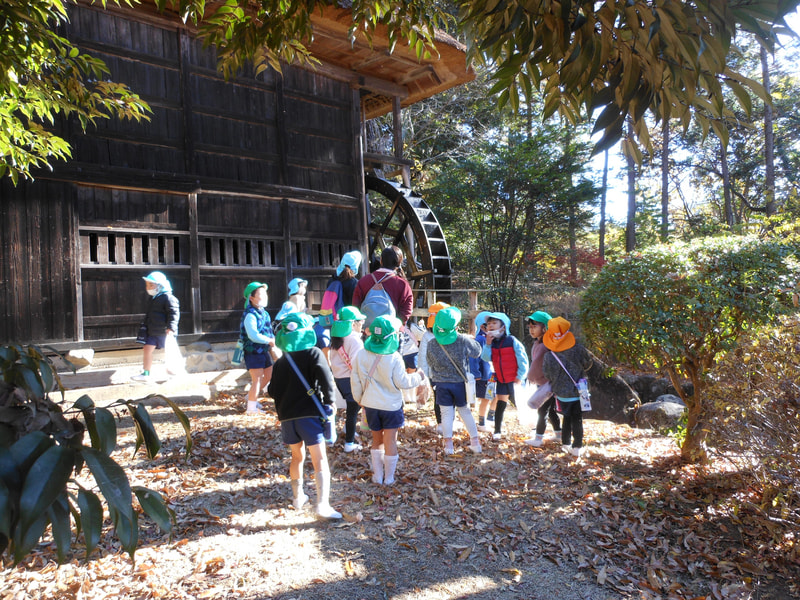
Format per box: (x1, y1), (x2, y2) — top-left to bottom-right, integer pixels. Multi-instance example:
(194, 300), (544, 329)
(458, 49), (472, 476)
(0, 2), (472, 349)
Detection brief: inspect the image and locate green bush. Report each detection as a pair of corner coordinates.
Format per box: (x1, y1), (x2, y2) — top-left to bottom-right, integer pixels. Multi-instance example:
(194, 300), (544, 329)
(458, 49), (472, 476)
(580, 235), (800, 463)
(0, 344), (192, 564)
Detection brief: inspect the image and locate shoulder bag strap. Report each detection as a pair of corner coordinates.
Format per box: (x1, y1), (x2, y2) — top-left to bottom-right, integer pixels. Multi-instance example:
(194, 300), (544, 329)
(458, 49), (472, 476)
(284, 353), (327, 419)
(551, 352), (580, 392)
(440, 344), (468, 383)
(363, 354), (383, 392)
(336, 345), (352, 370)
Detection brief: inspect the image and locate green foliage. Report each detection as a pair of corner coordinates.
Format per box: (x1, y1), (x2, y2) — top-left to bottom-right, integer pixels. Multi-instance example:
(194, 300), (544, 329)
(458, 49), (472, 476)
(158, 0), (450, 78)
(0, 0), (151, 183)
(420, 106), (599, 313)
(580, 234), (800, 461)
(0, 345), (192, 564)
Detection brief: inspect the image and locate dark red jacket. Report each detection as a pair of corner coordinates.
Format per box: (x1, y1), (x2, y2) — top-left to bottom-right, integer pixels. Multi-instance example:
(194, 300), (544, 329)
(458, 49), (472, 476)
(352, 268), (413, 325)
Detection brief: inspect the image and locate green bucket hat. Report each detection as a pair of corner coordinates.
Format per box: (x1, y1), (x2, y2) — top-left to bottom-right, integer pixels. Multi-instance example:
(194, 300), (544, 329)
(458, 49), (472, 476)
(243, 281), (268, 307)
(527, 310), (552, 328)
(331, 320), (352, 338)
(364, 315), (402, 355)
(275, 312), (317, 352)
(338, 306), (367, 322)
(433, 306), (461, 346)
(331, 305), (367, 337)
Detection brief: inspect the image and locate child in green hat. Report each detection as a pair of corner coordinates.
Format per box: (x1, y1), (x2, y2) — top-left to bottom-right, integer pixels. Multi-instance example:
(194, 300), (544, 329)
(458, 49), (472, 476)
(330, 306), (367, 453)
(523, 310), (561, 447)
(240, 282), (276, 415)
(269, 312), (342, 519)
(425, 307), (483, 455)
(351, 315), (426, 485)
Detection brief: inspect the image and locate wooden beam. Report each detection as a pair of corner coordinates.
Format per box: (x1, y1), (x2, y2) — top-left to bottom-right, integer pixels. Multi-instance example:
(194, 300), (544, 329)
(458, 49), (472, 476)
(310, 60), (409, 99)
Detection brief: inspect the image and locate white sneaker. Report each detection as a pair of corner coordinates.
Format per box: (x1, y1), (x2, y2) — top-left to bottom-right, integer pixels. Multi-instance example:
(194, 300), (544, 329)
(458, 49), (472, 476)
(562, 445), (572, 455)
(468, 444), (482, 454)
(477, 424), (492, 432)
(571, 446), (584, 458)
(131, 373), (153, 383)
(524, 435), (544, 447)
(550, 430), (563, 441)
(492, 432), (502, 441)
(343, 442), (362, 453)
(292, 493), (308, 510)
(316, 504), (342, 520)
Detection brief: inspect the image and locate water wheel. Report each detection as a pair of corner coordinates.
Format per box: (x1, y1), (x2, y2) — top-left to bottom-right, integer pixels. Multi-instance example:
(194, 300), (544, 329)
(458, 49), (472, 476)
(365, 175), (452, 303)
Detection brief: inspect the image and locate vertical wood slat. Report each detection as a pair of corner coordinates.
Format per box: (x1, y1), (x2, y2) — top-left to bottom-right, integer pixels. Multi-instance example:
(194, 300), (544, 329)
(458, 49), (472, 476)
(179, 30), (194, 175)
(73, 204), (85, 341)
(276, 75), (289, 186)
(188, 193), (202, 334)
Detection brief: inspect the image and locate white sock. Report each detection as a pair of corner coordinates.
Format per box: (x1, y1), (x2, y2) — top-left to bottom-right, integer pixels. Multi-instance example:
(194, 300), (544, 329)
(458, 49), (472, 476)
(370, 449), (385, 484)
(440, 405), (455, 438)
(457, 405), (479, 438)
(383, 454), (399, 485)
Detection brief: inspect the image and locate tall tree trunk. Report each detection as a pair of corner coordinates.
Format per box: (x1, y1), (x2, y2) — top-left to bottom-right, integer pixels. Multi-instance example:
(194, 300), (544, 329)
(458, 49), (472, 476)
(660, 119), (670, 242)
(625, 124), (636, 252)
(761, 45), (776, 216)
(600, 149), (608, 261)
(721, 144), (734, 227)
(569, 200), (577, 284)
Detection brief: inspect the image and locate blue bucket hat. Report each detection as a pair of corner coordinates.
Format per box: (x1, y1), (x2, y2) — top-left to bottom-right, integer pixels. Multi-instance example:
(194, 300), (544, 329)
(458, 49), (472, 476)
(143, 271), (172, 294)
(483, 312), (511, 331)
(474, 311), (493, 330)
(288, 278), (308, 296)
(276, 301), (299, 321)
(336, 250), (362, 276)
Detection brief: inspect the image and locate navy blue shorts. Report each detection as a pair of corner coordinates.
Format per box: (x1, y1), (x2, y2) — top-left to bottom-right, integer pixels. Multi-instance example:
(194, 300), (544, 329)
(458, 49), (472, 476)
(335, 377), (356, 404)
(475, 379), (488, 399)
(495, 381), (514, 396)
(364, 407), (405, 431)
(281, 417), (325, 446)
(433, 381), (468, 408)
(402, 352), (418, 370)
(244, 350), (274, 370)
(143, 334), (167, 349)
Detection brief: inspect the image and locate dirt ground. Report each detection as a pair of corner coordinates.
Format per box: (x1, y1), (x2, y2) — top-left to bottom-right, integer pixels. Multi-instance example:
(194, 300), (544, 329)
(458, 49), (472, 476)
(1, 391), (798, 600)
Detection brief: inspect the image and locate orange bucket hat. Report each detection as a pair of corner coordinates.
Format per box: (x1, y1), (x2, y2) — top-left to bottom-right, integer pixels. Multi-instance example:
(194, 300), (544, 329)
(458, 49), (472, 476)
(427, 301), (450, 328)
(543, 317), (575, 352)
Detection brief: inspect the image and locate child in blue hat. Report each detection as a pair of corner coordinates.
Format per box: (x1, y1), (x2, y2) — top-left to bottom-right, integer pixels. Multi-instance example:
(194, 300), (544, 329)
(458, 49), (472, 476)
(132, 271), (180, 383)
(479, 312), (529, 440)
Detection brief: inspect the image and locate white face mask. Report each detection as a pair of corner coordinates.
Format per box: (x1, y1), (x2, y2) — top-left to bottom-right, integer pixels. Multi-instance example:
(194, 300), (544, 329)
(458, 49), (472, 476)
(147, 288), (158, 296)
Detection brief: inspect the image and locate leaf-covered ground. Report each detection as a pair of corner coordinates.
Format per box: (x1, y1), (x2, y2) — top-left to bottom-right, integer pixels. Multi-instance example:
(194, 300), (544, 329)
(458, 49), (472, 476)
(2, 392), (798, 599)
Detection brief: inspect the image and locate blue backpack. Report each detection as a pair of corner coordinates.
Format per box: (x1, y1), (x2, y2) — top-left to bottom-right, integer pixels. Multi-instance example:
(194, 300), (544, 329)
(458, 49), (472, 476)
(361, 272), (396, 328)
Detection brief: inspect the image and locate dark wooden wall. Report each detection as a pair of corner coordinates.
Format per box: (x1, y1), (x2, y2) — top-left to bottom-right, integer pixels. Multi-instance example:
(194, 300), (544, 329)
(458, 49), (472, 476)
(0, 4), (366, 347)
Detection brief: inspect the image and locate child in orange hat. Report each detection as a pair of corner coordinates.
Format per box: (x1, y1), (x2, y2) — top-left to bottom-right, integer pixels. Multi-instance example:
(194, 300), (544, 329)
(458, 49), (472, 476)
(541, 317), (593, 457)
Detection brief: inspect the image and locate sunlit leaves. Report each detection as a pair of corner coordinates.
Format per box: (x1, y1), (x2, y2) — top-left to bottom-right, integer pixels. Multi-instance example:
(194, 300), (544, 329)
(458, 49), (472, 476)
(0, 0), (151, 183)
(458, 0), (793, 159)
